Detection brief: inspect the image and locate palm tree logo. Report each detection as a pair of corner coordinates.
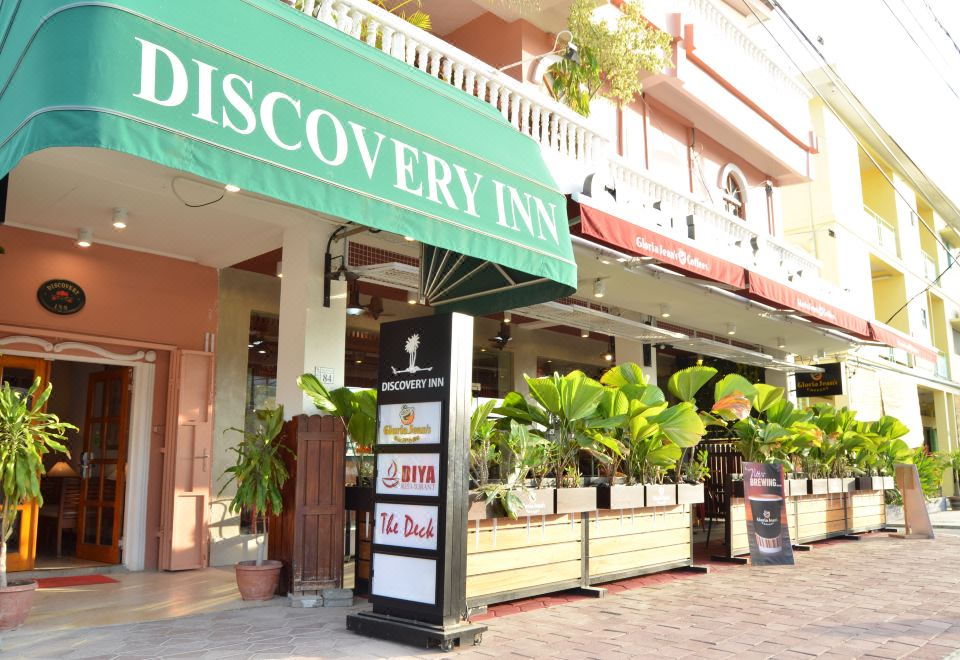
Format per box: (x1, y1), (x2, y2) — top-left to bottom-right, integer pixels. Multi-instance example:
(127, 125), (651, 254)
(392, 333), (433, 375)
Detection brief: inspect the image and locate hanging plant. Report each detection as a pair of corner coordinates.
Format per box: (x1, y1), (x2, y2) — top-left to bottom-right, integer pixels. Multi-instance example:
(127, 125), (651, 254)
(548, 0), (672, 116)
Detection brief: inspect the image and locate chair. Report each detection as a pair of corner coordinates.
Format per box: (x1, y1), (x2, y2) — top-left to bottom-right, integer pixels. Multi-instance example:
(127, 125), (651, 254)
(38, 477), (80, 557)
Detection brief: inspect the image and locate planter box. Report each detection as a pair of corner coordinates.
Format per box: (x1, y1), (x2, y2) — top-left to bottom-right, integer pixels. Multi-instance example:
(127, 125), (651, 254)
(826, 478), (843, 494)
(807, 479), (829, 495)
(596, 484), (645, 509)
(344, 486), (374, 513)
(676, 483), (705, 505)
(881, 476), (895, 490)
(839, 477), (856, 494)
(856, 476), (880, 491)
(730, 479), (745, 498)
(645, 483), (677, 507)
(468, 488), (556, 520)
(786, 478), (808, 497)
(555, 487), (597, 514)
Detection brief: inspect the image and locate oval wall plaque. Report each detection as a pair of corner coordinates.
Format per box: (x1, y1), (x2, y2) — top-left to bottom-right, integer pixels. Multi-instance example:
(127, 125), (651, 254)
(37, 280), (86, 315)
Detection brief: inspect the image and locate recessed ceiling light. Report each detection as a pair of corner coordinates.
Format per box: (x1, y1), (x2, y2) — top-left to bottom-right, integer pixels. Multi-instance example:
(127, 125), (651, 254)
(726, 323), (736, 335)
(660, 304), (671, 318)
(593, 278), (606, 298)
(225, 183), (241, 193)
(403, 235), (416, 242)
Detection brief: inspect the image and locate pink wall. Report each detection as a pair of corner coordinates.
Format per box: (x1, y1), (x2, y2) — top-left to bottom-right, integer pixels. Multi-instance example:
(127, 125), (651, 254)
(0, 226), (217, 349)
(443, 13), (525, 77)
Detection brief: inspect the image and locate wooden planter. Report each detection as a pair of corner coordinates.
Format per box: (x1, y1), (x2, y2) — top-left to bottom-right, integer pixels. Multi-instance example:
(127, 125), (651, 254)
(794, 493), (846, 543)
(846, 490), (886, 533)
(555, 487), (597, 514)
(786, 478), (808, 497)
(807, 478), (829, 495)
(856, 476), (880, 491)
(676, 483), (705, 505)
(596, 484), (645, 509)
(468, 488), (557, 520)
(645, 483), (677, 507)
(588, 506), (692, 584)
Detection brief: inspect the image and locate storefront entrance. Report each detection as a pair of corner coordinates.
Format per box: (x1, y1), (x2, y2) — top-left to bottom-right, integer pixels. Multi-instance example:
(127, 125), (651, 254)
(0, 352), (137, 572)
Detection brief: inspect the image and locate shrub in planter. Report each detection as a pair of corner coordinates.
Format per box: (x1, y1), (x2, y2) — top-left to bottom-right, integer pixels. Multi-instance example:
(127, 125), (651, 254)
(946, 450), (960, 510)
(0, 378), (75, 630)
(221, 407), (290, 601)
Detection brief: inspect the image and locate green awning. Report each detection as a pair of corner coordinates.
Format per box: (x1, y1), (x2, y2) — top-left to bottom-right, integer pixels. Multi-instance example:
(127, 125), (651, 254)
(0, 0), (576, 314)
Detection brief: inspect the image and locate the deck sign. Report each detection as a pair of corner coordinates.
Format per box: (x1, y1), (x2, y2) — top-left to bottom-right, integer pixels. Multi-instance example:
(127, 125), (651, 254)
(347, 313), (486, 649)
(743, 462), (795, 566)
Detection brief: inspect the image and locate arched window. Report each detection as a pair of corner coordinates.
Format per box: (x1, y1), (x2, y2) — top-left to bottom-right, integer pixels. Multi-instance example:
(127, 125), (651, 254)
(719, 164), (748, 221)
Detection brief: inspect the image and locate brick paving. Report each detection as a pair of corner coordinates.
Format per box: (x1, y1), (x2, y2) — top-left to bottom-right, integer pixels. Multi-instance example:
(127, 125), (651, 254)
(3, 532), (959, 659)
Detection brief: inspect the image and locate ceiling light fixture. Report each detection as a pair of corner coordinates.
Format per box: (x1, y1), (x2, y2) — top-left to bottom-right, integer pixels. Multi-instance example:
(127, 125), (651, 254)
(602, 336), (616, 362)
(660, 304), (671, 318)
(777, 337), (786, 349)
(503, 311), (512, 324)
(224, 183), (241, 193)
(403, 235), (416, 242)
(276, 261), (283, 278)
(76, 228), (93, 248)
(593, 278), (606, 298)
(581, 327), (590, 338)
(407, 290), (418, 305)
(345, 284), (364, 316)
(112, 208), (128, 230)
(726, 323), (736, 335)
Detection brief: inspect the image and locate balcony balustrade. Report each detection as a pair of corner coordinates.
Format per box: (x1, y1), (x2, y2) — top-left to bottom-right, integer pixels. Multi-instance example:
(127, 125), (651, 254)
(863, 205), (900, 257)
(291, 0), (824, 291)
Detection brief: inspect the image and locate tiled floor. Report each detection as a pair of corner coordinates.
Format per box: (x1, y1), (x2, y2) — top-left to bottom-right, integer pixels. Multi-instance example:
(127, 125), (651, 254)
(3, 532), (960, 658)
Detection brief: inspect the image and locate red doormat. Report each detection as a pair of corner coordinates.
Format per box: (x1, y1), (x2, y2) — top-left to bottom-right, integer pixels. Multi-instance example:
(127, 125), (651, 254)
(35, 574), (119, 588)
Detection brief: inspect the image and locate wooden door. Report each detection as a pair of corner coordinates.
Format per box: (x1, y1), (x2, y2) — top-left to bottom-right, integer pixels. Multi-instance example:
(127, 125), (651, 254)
(159, 350), (214, 571)
(76, 367), (131, 564)
(0, 355), (50, 572)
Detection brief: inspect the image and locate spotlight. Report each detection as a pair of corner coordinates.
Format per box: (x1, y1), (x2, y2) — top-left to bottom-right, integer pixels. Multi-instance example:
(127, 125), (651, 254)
(112, 208), (128, 230)
(276, 261), (283, 278)
(602, 336), (615, 362)
(407, 290), (418, 305)
(225, 183), (241, 193)
(580, 327), (590, 338)
(76, 228), (93, 248)
(345, 284), (364, 316)
(503, 311), (512, 324)
(726, 323), (736, 335)
(659, 304), (671, 318)
(777, 337), (786, 349)
(593, 278), (606, 298)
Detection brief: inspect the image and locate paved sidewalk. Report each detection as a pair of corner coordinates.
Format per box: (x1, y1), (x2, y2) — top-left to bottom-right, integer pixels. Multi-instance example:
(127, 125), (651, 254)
(3, 532), (959, 659)
(888, 507), (960, 529)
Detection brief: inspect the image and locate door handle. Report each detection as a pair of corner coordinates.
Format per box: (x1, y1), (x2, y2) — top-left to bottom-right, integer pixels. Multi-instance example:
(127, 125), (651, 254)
(195, 450), (210, 472)
(80, 451), (92, 479)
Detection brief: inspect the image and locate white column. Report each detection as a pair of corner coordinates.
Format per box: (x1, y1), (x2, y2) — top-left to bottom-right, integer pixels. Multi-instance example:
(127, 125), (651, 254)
(616, 338), (656, 385)
(765, 367), (797, 404)
(275, 220), (347, 417)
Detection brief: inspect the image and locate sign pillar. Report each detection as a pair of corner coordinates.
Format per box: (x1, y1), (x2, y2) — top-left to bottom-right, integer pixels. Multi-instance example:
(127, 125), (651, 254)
(347, 313), (486, 651)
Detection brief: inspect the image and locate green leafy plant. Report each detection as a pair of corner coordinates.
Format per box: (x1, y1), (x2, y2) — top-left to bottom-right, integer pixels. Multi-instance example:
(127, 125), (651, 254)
(470, 399), (500, 486)
(686, 449), (711, 484)
(298, 374), (377, 485)
(547, 0), (672, 116)
(946, 449), (960, 498)
(220, 407), (290, 566)
(0, 378), (75, 587)
(474, 420), (551, 519)
(912, 448), (947, 500)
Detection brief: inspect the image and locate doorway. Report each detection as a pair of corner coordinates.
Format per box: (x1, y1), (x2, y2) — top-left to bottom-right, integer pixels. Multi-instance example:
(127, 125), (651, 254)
(34, 360), (132, 570)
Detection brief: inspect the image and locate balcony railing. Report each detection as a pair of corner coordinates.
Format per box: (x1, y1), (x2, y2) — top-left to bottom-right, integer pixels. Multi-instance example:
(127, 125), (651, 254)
(295, 0), (605, 166)
(936, 350), (951, 379)
(291, 0), (822, 288)
(864, 205), (900, 257)
(608, 156), (820, 279)
(923, 253), (940, 285)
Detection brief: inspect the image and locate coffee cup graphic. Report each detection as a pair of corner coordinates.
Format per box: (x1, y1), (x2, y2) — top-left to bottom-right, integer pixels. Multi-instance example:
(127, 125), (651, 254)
(748, 494), (783, 554)
(399, 405), (415, 426)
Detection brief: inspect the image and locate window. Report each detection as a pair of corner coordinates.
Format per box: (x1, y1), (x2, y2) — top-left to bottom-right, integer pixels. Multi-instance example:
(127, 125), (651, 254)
(723, 172), (746, 220)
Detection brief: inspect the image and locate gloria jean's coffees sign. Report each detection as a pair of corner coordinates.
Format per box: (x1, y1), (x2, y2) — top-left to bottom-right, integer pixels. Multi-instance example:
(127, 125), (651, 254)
(795, 362), (843, 397)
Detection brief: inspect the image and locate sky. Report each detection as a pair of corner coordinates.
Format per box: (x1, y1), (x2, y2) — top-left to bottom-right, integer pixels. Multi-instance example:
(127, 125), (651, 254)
(747, 0), (960, 215)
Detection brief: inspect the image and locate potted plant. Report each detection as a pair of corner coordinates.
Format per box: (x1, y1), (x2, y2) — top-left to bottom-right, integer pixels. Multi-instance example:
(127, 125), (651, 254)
(0, 377), (74, 630)
(220, 406), (290, 601)
(947, 449), (960, 511)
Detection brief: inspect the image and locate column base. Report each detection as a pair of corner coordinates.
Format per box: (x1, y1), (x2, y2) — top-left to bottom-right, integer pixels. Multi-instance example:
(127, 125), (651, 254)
(346, 611), (487, 651)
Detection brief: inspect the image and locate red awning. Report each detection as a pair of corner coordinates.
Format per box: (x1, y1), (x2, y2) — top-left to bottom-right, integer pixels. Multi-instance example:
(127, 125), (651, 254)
(577, 203), (747, 288)
(745, 272), (871, 338)
(868, 321), (939, 364)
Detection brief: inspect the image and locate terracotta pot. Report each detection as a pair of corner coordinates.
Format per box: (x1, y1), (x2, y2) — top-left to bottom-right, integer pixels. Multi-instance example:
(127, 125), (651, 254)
(0, 580), (37, 631)
(235, 560), (282, 601)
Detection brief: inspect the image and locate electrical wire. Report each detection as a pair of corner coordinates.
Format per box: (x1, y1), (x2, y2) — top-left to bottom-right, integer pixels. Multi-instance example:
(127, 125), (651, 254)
(748, 1), (958, 324)
(922, 0), (960, 61)
(884, 0), (960, 103)
(171, 177), (225, 208)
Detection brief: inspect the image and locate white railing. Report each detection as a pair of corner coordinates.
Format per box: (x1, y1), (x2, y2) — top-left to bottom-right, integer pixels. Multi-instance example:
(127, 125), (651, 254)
(608, 156), (819, 279)
(923, 253), (939, 284)
(864, 205), (900, 257)
(296, 0), (606, 165)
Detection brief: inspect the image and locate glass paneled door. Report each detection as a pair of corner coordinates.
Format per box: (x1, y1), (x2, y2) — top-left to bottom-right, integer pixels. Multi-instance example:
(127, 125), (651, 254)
(76, 367), (131, 564)
(0, 355), (50, 572)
